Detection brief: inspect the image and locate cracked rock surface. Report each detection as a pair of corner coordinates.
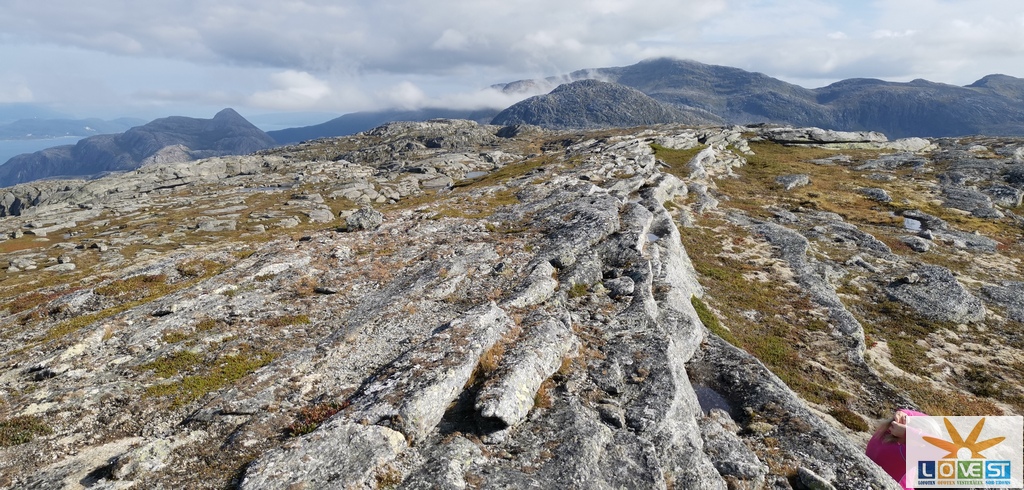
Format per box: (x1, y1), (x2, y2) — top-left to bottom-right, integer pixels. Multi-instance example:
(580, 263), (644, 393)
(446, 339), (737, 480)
(1, 120), (1021, 489)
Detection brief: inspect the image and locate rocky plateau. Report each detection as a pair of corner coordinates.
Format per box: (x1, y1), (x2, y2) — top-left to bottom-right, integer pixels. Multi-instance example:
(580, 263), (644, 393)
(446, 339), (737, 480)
(0, 119), (1021, 489)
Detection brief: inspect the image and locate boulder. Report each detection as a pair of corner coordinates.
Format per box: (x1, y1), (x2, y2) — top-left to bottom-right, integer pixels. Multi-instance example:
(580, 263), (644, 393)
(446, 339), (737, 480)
(899, 236), (931, 253)
(475, 317), (576, 428)
(196, 219), (237, 232)
(981, 282), (1024, 322)
(604, 276), (636, 299)
(305, 207), (335, 223)
(241, 423), (406, 489)
(856, 153), (929, 171)
(886, 265), (985, 323)
(345, 206), (384, 231)
(984, 185), (1024, 208)
(762, 128), (888, 145)
(9, 257), (37, 270)
(859, 187), (892, 203)
(942, 185), (997, 215)
(776, 174), (810, 190)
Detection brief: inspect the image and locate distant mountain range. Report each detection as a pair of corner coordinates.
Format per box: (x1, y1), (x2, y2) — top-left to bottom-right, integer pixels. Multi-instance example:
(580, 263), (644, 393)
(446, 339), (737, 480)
(491, 79), (711, 128)
(4, 57), (1024, 188)
(268, 58), (1024, 145)
(0, 117), (145, 140)
(492, 58), (1024, 138)
(267, 108), (500, 145)
(0, 109), (275, 187)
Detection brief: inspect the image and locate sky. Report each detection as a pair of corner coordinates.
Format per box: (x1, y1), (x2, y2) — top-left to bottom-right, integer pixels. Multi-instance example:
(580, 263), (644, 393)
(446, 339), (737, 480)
(1, 0), (1023, 125)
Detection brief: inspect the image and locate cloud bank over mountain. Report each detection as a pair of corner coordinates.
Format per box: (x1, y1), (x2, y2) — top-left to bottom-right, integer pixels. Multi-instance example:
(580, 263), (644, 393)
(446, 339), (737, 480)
(2, 1), (1024, 118)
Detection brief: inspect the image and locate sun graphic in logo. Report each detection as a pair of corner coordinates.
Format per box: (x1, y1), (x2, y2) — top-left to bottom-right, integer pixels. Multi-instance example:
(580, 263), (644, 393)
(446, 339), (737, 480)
(923, 417), (1006, 459)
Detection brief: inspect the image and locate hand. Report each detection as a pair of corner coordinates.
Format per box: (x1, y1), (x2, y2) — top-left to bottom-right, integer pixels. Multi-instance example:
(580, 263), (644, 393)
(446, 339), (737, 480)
(889, 411), (908, 441)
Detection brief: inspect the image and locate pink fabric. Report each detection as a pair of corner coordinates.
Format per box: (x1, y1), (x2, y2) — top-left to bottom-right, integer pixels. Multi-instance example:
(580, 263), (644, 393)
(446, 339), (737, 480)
(865, 409), (927, 490)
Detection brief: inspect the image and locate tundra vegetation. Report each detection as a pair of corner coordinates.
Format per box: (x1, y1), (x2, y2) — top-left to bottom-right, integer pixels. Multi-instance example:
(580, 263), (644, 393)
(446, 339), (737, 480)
(0, 120), (1020, 488)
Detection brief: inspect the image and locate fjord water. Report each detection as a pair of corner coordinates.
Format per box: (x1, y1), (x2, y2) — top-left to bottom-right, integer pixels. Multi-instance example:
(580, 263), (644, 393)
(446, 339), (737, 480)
(0, 136), (81, 167)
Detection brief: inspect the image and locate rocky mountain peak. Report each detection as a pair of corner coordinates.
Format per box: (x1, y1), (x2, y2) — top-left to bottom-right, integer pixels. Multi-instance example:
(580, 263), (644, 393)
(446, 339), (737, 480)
(482, 58), (1024, 138)
(968, 74), (1024, 101)
(212, 107), (246, 122)
(0, 109), (275, 188)
(492, 79), (712, 128)
(0, 120), (1020, 488)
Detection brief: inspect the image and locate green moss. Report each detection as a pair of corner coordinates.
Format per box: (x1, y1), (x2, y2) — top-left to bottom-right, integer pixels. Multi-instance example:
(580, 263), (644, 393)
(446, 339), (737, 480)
(887, 339), (931, 376)
(456, 155), (553, 189)
(691, 295), (735, 343)
(568, 283), (588, 298)
(432, 188), (520, 220)
(161, 331), (190, 344)
(0, 415), (52, 447)
(232, 249), (257, 260)
(750, 335), (793, 367)
(265, 314), (311, 328)
(39, 265), (228, 344)
(650, 143), (704, 179)
(960, 365), (1001, 398)
(94, 274), (168, 298)
(144, 348), (277, 408)
(43, 274), (181, 341)
(0, 236), (50, 254)
(484, 221), (529, 234)
(138, 350), (204, 378)
(44, 303), (135, 341)
(680, 221), (854, 406)
(195, 317), (218, 332)
(711, 141), (892, 221)
(829, 407), (869, 432)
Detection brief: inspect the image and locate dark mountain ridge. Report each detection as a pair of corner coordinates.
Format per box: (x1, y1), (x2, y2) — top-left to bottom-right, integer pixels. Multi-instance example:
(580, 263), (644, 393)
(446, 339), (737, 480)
(0, 109), (275, 187)
(494, 57), (1024, 137)
(8, 58), (1022, 181)
(265, 58), (1024, 146)
(267, 107), (500, 145)
(492, 79), (714, 128)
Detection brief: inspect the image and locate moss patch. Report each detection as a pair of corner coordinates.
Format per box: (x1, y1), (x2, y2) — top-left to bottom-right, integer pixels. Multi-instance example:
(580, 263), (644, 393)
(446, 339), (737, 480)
(714, 141), (889, 222)
(0, 415), (52, 447)
(888, 376), (1001, 416)
(680, 221), (850, 406)
(264, 314), (311, 328)
(143, 347), (277, 408)
(651, 143), (705, 179)
(691, 295), (735, 343)
(138, 350), (204, 378)
(829, 406), (869, 432)
(94, 274), (168, 300)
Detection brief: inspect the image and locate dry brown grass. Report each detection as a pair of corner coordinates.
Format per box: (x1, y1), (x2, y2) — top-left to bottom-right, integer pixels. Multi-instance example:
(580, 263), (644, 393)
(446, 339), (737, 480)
(478, 342), (506, 375)
(533, 378), (555, 409)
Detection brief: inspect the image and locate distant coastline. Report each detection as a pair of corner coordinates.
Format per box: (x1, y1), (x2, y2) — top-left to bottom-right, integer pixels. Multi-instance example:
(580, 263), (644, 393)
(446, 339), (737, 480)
(0, 136), (82, 167)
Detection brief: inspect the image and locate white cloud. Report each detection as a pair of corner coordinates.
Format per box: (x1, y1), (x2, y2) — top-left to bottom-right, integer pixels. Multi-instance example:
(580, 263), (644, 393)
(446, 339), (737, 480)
(0, 0), (726, 76)
(871, 29), (916, 39)
(248, 71), (333, 110)
(3, 0), (1024, 117)
(0, 83), (33, 103)
(432, 29), (471, 51)
(376, 81), (428, 110)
